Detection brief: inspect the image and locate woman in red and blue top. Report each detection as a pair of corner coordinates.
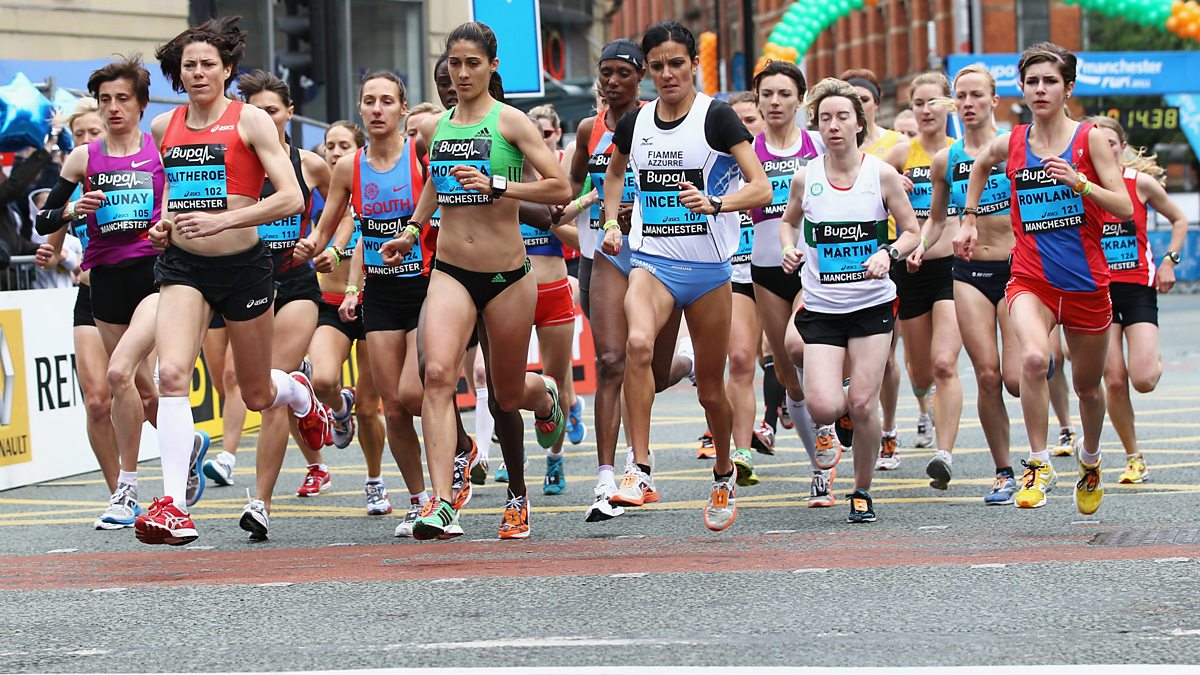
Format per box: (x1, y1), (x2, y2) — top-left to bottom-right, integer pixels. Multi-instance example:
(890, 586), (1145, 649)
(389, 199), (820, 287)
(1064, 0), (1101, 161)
(1089, 115), (1188, 486)
(959, 42), (1131, 517)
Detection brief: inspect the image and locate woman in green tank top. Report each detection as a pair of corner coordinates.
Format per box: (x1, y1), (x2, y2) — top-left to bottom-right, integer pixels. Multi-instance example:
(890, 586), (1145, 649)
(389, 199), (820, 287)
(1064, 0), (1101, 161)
(382, 22), (573, 540)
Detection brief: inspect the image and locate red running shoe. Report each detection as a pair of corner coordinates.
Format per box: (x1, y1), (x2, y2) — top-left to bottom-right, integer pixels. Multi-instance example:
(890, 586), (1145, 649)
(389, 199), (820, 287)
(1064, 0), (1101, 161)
(297, 464), (332, 496)
(291, 372), (332, 450)
(134, 496), (198, 546)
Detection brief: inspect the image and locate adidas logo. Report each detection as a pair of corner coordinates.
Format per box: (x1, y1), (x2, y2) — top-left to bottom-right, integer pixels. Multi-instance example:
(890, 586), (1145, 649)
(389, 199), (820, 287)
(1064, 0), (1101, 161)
(476, 128), (492, 138)
(491, 273), (506, 283)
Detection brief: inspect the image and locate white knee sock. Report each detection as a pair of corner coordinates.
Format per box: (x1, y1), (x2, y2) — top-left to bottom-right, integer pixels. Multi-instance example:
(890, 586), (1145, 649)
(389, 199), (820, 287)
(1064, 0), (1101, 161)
(787, 394), (821, 472)
(270, 369), (311, 415)
(158, 396), (195, 507)
(474, 387), (494, 464)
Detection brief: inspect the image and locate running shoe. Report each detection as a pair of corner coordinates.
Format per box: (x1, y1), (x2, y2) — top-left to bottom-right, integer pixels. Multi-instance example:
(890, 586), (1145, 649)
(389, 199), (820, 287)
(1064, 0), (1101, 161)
(779, 404), (793, 430)
(96, 483), (141, 530)
(495, 452), (527, 484)
(834, 413), (854, 449)
(499, 493), (530, 539)
(751, 421), (776, 455)
(330, 387), (357, 449)
(291, 372), (333, 451)
(543, 454), (566, 495)
(185, 430), (210, 507)
(926, 449), (953, 491)
(365, 482), (393, 516)
(1074, 453), (1104, 516)
(807, 470), (835, 508)
(609, 466), (659, 507)
(566, 397), (587, 445)
(451, 438), (478, 510)
(203, 450), (236, 486)
(585, 481), (625, 522)
(1014, 458), (1057, 509)
(470, 458), (488, 486)
(732, 448), (760, 487)
(134, 496), (198, 546)
(814, 426), (842, 470)
(846, 489), (877, 523)
(394, 498), (421, 538)
(677, 336), (696, 385)
(299, 357), (313, 382)
(1118, 453), (1149, 484)
(296, 464), (331, 497)
(984, 473), (1017, 506)
(413, 497), (461, 541)
(240, 491), (269, 541)
(696, 431), (716, 459)
(1051, 428), (1076, 457)
(703, 468), (738, 531)
(533, 376), (566, 449)
(624, 447), (656, 472)
(914, 412), (934, 449)
(876, 432), (900, 471)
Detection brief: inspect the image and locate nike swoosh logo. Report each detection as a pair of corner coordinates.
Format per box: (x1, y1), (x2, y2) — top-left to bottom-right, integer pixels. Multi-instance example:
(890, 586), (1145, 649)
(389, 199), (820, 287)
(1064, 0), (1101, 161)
(131, 159), (152, 168)
(393, 184), (409, 192)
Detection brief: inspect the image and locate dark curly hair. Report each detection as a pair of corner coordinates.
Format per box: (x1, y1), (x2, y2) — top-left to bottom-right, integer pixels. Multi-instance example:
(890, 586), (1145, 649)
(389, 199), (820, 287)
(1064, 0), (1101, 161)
(155, 16), (247, 94)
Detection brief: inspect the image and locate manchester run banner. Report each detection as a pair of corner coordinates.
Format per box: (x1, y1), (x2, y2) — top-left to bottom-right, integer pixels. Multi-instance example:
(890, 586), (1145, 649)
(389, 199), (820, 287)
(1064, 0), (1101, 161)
(946, 52), (1200, 97)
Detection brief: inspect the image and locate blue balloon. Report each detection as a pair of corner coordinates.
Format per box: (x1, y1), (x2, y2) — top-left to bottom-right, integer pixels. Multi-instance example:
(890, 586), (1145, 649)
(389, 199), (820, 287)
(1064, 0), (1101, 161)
(51, 88), (78, 151)
(0, 73), (54, 153)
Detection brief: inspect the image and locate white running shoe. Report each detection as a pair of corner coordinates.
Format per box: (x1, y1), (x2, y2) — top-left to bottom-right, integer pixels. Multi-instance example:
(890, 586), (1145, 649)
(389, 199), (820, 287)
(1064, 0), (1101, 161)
(623, 447), (655, 472)
(926, 449), (953, 490)
(365, 482), (393, 516)
(703, 467), (738, 531)
(609, 466), (659, 507)
(203, 451), (236, 486)
(914, 412), (934, 449)
(331, 388), (357, 449)
(239, 490), (269, 541)
(394, 498), (421, 537)
(97, 483), (140, 529)
(584, 481), (625, 522)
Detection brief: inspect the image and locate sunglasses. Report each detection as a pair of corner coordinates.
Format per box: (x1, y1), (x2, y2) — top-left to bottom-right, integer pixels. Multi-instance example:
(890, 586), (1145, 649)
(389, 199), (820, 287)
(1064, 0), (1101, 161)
(542, 128), (557, 139)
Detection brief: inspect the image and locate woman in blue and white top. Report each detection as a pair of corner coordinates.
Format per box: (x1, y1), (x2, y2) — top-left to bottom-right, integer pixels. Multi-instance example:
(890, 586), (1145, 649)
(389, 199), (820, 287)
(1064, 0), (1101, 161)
(600, 21), (771, 532)
(779, 78), (921, 524)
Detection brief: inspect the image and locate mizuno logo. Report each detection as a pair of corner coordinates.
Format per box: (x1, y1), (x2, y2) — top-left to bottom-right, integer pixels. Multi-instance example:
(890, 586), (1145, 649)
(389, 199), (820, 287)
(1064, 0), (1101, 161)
(640, 137), (654, 146)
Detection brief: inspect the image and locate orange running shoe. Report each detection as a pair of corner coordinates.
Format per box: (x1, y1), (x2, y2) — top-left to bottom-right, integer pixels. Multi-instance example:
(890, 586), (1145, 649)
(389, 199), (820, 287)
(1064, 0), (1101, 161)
(498, 493), (530, 539)
(696, 431), (716, 459)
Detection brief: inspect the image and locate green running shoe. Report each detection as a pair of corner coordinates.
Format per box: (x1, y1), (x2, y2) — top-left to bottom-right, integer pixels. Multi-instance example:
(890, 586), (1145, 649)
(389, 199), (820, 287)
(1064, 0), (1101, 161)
(412, 498), (462, 541)
(534, 376), (566, 449)
(732, 448), (760, 487)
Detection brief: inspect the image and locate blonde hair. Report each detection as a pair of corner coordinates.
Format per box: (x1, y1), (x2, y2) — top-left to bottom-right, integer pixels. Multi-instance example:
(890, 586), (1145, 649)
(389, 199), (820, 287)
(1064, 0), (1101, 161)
(805, 78), (867, 146)
(953, 63), (996, 96)
(894, 109), (916, 124)
(909, 71), (954, 111)
(403, 101), (445, 128)
(528, 103), (560, 130)
(1086, 115), (1166, 182)
(57, 96), (100, 132)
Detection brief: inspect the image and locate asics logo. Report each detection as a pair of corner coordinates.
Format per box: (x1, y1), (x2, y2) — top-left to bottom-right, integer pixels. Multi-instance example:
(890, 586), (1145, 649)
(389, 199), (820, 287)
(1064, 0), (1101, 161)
(245, 296), (271, 309)
(210, 124), (236, 133)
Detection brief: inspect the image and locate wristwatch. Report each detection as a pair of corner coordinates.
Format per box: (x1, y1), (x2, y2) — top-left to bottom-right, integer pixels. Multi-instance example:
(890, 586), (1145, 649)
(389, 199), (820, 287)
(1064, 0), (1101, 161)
(490, 175), (508, 198)
(881, 244), (901, 261)
(1164, 250), (1181, 265)
(707, 195), (724, 214)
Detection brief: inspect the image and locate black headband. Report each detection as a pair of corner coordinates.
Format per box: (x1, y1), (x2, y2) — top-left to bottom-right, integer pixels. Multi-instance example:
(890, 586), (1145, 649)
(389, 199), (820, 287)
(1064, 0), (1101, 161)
(846, 77), (880, 103)
(600, 40), (645, 71)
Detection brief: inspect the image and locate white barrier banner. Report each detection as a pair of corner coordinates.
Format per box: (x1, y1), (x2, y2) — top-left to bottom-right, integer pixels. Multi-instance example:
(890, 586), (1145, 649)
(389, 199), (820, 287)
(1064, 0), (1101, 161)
(0, 288), (158, 490)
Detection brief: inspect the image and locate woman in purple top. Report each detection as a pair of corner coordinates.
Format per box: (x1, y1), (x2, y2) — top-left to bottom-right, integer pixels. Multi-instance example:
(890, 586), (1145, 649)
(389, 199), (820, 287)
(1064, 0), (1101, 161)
(35, 55), (177, 530)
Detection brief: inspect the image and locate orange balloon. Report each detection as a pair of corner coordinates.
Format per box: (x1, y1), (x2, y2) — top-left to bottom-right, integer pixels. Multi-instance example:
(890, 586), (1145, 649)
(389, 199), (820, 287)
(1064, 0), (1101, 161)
(1168, 15), (1181, 31)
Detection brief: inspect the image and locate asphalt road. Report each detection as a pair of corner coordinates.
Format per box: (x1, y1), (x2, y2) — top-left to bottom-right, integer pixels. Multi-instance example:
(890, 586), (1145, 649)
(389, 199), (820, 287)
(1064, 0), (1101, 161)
(2, 295), (1200, 673)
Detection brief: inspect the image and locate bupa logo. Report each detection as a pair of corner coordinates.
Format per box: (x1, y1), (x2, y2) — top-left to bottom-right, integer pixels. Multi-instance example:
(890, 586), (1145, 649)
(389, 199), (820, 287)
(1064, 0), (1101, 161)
(988, 63), (1021, 94)
(0, 310), (31, 468)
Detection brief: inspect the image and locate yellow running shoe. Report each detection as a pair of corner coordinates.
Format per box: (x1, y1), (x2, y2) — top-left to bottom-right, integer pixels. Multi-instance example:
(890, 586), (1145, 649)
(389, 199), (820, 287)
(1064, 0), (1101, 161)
(1074, 457), (1104, 515)
(1118, 454), (1149, 484)
(1014, 458), (1057, 509)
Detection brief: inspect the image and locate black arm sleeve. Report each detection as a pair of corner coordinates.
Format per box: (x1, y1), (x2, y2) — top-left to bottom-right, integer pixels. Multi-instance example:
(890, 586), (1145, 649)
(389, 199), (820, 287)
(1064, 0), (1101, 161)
(34, 177), (79, 235)
(704, 101), (754, 155)
(612, 108), (640, 156)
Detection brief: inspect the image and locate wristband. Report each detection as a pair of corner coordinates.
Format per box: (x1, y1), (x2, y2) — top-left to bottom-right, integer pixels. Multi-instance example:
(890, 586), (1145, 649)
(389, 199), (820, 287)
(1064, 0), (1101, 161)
(1080, 180), (1093, 197)
(65, 201), (77, 220)
(920, 235), (929, 248)
(782, 244), (796, 256)
(573, 198), (585, 212)
(1072, 172), (1090, 195)
(405, 224), (421, 239)
(603, 219), (620, 232)
(330, 247), (341, 267)
(962, 206), (979, 216)
(344, 284), (360, 294)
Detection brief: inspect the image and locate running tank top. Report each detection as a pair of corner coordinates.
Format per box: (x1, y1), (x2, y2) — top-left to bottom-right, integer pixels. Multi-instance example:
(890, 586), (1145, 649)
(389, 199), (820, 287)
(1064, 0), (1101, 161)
(1102, 168), (1155, 286)
(946, 135), (1010, 217)
(629, 93), (742, 263)
(350, 140), (431, 279)
(430, 102), (523, 207)
(258, 143), (312, 274)
(587, 107), (640, 254)
(903, 138), (952, 220)
(160, 100), (265, 212)
(864, 129), (904, 159)
(1007, 122), (1109, 292)
(799, 154), (895, 314)
(749, 131), (820, 267)
(80, 132), (162, 270)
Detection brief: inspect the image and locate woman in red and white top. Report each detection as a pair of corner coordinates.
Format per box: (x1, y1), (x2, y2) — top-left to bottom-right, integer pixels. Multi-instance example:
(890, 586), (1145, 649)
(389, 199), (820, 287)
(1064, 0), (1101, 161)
(1088, 115), (1187, 486)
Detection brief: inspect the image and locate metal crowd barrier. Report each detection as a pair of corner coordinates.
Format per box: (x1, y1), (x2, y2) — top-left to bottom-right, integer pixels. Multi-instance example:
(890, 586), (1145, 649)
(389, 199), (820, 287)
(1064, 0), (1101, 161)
(0, 256), (38, 292)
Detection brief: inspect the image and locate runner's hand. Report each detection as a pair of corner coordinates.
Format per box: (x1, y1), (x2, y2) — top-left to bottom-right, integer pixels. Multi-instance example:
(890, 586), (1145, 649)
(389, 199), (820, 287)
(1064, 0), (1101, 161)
(148, 220), (172, 250)
(450, 165), (491, 194)
(600, 226), (622, 256)
(900, 174), (914, 194)
(73, 190), (106, 218)
(381, 233), (414, 265)
(175, 211), (228, 239)
(678, 181), (714, 215)
(34, 242), (60, 270)
(293, 235), (318, 264)
(1042, 155), (1079, 189)
(953, 219), (977, 261)
(312, 249), (336, 274)
(1156, 261), (1177, 294)
(907, 241), (925, 272)
(338, 291), (359, 323)
(863, 250), (891, 279)
(781, 246), (803, 275)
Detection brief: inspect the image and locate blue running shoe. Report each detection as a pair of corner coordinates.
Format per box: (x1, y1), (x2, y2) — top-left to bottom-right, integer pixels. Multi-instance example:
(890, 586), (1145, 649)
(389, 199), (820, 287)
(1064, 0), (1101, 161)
(543, 454), (566, 495)
(186, 431), (211, 507)
(495, 462), (509, 483)
(984, 473), (1017, 506)
(566, 397), (587, 445)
